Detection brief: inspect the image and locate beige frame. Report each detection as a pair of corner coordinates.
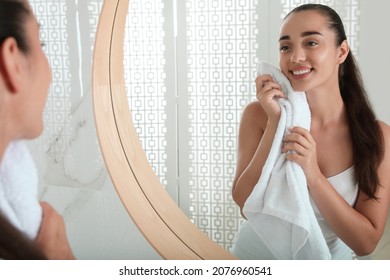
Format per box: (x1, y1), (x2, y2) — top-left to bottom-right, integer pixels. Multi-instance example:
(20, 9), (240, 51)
(92, 0), (235, 259)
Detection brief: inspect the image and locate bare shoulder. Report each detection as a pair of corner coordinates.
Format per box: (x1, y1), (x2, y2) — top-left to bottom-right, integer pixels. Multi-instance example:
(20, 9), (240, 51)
(378, 120), (390, 140)
(242, 100), (265, 116)
(240, 101), (268, 131)
(377, 120), (390, 186)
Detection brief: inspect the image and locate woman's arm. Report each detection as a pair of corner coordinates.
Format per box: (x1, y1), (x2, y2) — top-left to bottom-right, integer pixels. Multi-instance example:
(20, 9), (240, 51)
(231, 102), (275, 213)
(232, 75), (285, 216)
(283, 123), (390, 256)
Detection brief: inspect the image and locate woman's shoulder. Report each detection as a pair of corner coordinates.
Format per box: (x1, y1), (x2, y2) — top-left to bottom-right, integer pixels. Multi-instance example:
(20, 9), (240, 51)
(242, 101), (269, 119)
(242, 100), (264, 113)
(240, 101), (268, 130)
(377, 120), (390, 154)
(378, 120), (390, 140)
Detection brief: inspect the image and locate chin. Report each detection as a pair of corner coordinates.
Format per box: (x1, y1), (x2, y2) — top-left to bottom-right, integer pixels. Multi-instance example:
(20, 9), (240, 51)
(27, 124), (44, 139)
(291, 85), (308, 92)
(289, 80), (313, 92)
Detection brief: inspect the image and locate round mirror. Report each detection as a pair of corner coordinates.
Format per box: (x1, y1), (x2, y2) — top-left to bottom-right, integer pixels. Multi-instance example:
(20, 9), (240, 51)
(92, 0), (235, 259)
(93, 0), (390, 259)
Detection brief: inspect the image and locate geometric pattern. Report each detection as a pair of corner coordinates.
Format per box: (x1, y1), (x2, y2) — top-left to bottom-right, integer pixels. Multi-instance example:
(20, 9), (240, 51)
(124, 0), (168, 187)
(185, 0), (258, 250)
(31, 0), (360, 254)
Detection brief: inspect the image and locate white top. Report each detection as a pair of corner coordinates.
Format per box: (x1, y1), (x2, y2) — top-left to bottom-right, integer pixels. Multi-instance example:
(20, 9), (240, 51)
(310, 166), (358, 259)
(232, 166), (358, 260)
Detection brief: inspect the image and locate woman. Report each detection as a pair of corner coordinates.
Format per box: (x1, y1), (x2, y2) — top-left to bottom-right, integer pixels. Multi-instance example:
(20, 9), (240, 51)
(0, 0), (74, 259)
(231, 4), (390, 259)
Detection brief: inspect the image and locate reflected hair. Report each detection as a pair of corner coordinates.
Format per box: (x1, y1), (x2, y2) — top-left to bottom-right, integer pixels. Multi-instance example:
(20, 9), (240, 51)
(285, 4), (384, 199)
(0, 212), (46, 259)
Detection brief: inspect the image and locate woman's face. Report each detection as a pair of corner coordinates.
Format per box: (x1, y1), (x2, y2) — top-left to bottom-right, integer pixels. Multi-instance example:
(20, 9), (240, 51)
(278, 10), (347, 93)
(19, 5), (51, 139)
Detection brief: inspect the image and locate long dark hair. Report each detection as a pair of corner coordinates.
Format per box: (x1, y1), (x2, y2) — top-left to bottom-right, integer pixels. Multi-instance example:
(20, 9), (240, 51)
(0, 0), (46, 259)
(285, 4), (384, 199)
(0, 213), (46, 259)
(0, 0), (30, 53)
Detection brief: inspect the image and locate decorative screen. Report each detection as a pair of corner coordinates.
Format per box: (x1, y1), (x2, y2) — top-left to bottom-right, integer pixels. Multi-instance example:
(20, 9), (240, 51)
(124, 0), (169, 188)
(184, 0), (258, 250)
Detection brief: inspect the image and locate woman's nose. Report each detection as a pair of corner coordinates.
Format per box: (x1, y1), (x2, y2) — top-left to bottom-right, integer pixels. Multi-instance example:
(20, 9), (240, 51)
(290, 47), (306, 63)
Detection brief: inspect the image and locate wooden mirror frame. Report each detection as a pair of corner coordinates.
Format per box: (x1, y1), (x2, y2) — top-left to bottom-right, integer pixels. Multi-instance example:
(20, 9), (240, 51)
(92, 0), (236, 259)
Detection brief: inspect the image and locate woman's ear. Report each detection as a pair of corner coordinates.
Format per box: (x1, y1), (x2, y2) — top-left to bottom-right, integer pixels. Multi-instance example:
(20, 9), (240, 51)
(0, 37), (23, 93)
(337, 40), (350, 64)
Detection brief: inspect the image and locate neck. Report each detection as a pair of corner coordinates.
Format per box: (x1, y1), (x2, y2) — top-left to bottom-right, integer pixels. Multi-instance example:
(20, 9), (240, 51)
(0, 118), (13, 163)
(0, 137), (9, 164)
(306, 87), (347, 129)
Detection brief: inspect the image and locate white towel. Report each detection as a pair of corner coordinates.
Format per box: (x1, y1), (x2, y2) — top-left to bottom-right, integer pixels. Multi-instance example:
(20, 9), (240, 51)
(0, 140), (42, 240)
(243, 61), (331, 259)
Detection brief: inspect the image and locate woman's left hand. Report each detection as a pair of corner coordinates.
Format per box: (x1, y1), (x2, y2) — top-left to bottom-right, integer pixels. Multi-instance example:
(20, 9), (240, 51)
(282, 126), (322, 187)
(35, 202), (75, 260)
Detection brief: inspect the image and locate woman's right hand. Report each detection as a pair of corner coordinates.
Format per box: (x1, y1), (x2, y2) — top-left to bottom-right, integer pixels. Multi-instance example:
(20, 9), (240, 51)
(255, 74), (285, 121)
(35, 202), (75, 260)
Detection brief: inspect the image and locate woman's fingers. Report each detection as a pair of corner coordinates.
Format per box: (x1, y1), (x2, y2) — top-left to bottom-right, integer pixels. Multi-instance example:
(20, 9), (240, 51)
(255, 74), (274, 87)
(255, 75), (286, 121)
(256, 76), (285, 99)
(283, 127), (313, 156)
(281, 127), (323, 187)
(282, 127), (318, 167)
(283, 129), (312, 150)
(282, 141), (307, 156)
(35, 202), (75, 260)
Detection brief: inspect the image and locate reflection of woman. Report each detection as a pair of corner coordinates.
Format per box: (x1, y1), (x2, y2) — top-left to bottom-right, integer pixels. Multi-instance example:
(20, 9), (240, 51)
(231, 4), (390, 259)
(0, 0), (74, 259)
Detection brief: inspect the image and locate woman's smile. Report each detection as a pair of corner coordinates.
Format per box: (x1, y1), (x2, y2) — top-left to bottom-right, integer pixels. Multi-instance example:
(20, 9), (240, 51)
(290, 66), (313, 80)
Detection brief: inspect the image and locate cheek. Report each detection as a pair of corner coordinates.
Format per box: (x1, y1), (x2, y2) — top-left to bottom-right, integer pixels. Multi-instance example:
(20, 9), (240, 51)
(40, 53), (51, 87)
(278, 58), (289, 75)
(312, 48), (337, 67)
(28, 57), (50, 138)
(36, 54), (51, 101)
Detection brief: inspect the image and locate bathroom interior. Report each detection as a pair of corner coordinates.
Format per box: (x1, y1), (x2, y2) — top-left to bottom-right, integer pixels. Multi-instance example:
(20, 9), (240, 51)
(28, 0), (390, 259)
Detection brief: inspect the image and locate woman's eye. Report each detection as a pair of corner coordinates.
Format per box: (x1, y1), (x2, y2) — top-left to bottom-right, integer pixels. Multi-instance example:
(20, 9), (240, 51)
(279, 45), (289, 52)
(306, 41), (318, 47)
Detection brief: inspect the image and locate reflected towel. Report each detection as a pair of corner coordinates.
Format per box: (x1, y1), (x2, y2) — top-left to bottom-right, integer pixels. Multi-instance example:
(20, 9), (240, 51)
(243, 61), (331, 259)
(0, 140), (42, 240)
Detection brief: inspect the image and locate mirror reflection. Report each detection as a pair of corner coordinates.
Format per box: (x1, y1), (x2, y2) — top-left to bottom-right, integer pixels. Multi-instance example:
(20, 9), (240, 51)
(20, 0), (390, 260)
(124, 0), (390, 259)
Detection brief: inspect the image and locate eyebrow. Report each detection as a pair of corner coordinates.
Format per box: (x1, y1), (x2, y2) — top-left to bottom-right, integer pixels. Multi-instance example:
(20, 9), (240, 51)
(279, 31), (324, 41)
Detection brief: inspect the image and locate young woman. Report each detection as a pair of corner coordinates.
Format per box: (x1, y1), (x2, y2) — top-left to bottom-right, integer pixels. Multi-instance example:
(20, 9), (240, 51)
(231, 4), (390, 259)
(0, 0), (74, 259)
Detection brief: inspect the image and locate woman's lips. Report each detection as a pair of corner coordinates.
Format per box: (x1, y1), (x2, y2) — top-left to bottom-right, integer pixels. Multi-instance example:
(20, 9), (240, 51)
(290, 67), (313, 79)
